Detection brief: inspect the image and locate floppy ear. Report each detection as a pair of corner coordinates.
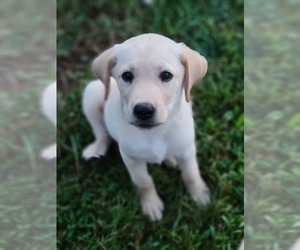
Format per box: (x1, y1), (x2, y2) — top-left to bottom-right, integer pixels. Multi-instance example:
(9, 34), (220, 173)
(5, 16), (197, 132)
(180, 44), (208, 102)
(92, 46), (117, 100)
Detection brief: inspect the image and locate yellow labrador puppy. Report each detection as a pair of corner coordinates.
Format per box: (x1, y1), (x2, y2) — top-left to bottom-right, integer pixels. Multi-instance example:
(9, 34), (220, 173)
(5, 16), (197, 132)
(41, 82), (57, 160)
(82, 33), (209, 221)
(291, 239), (300, 250)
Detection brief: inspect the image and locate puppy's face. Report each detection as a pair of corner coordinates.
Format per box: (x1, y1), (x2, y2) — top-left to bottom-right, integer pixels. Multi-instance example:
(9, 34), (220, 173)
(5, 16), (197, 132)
(93, 34), (208, 129)
(112, 40), (185, 129)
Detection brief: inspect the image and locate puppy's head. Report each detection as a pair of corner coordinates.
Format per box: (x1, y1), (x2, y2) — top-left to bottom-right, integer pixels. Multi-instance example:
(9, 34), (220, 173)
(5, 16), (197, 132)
(93, 33), (207, 129)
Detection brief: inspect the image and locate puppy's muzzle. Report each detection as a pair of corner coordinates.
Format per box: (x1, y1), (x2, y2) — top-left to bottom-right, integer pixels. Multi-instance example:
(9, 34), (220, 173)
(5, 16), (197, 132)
(132, 103), (160, 129)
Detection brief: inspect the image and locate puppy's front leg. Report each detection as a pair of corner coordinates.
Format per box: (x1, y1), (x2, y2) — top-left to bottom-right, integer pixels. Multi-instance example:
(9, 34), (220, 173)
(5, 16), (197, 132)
(177, 148), (210, 206)
(120, 150), (164, 221)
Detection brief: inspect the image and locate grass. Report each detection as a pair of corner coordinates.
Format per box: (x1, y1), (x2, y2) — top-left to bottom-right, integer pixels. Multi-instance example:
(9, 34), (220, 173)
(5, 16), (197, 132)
(57, 0), (244, 249)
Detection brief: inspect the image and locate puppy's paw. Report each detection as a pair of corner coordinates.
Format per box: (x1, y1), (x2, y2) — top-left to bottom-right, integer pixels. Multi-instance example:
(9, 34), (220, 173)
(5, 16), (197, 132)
(82, 140), (108, 160)
(190, 183), (211, 207)
(141, 193), (164, 221)
(290, 239), (300, 250)
(41, 144), (56, 160)
(162, 157), (177, 168)
(238, 239), (244, 250)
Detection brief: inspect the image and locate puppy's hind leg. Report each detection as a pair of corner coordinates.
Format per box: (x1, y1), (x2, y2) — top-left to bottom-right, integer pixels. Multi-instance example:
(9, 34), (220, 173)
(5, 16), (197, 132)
(176, 147), (210, 206)
(40, 82), (57, 160)
(82, 80), (111, 160)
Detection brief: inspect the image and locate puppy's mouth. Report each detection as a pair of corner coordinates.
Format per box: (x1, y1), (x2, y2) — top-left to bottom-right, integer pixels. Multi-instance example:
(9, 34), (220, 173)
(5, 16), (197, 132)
(131, 122), (162, 129)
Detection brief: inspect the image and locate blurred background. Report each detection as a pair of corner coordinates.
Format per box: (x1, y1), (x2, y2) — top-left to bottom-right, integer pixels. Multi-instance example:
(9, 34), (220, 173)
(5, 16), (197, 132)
(245, 0), (300, 249)
(57, 0), (243, 249)
(1, 0), (298, 249)
(0, 0), (56, 249)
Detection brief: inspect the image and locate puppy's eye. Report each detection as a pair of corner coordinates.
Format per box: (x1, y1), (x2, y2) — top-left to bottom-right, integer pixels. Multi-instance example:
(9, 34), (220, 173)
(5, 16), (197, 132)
(160, 71), (173, 82)
(122, 71), (134, 83)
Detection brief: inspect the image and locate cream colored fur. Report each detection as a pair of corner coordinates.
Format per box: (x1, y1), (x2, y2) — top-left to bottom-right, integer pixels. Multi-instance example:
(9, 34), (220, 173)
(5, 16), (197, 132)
(82, 34), (209, 221)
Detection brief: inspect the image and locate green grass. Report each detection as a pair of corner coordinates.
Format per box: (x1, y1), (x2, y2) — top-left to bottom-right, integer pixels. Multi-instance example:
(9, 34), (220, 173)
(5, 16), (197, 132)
(57, 0), (244, 249)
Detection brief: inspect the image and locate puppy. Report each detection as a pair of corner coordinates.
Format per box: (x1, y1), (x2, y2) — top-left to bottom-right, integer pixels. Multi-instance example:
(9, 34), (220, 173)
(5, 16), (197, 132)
(238, 240), (244, 250)
(41, 82), (57, 160)
(82, 33), (209, 221)
(291, 240), (300, 250)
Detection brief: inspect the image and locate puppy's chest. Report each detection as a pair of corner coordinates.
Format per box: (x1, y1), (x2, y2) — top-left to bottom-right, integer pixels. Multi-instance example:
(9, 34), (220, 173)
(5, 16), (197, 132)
(120, 136), (170, 164)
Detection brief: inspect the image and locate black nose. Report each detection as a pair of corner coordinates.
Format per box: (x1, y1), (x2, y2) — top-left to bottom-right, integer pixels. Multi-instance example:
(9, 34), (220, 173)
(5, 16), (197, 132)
(133, 103), (156, 121)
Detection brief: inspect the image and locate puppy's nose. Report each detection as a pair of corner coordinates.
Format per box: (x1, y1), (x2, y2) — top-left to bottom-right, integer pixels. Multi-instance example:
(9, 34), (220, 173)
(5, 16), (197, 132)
(133, 103), (156, 121)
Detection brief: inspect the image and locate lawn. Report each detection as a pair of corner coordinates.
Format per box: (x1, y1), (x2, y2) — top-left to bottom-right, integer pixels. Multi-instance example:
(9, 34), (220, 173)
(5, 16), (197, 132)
(57, 0), (244, 249)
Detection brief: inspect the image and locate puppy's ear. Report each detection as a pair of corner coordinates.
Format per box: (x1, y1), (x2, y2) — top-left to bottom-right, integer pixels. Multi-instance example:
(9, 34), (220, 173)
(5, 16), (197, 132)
(92, 46), (117, 100)
(180, 44), (208, 102)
